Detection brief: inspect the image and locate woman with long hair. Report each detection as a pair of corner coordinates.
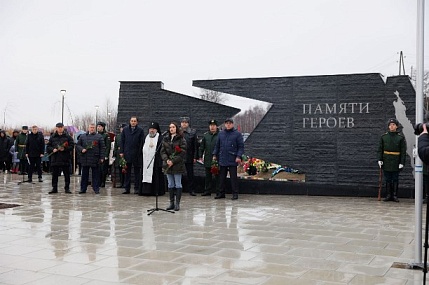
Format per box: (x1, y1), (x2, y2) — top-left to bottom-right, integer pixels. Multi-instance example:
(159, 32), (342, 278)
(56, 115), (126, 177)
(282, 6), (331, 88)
(160, 122), (187, 211)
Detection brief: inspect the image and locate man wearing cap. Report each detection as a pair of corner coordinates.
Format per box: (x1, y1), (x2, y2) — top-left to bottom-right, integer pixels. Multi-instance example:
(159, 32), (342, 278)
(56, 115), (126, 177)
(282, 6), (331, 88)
(180, 116), (198, 196)
(25, 125), (44, 182)
(114, 123), (126, 188)
(47, 122), (75, 194)
(213, 118), (244, 200)
(15, 126), (29, 175)
(120, 116), (145, 194)
(141, 121), (165, 196)
(97, 122), (111, 187)
(198, 119), (220, 196)
(377, 118), (407, 202)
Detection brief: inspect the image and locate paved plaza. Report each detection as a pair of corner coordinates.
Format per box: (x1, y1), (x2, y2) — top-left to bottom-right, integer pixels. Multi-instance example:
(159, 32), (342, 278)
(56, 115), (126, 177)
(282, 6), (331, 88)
(0, 172), (427, 284)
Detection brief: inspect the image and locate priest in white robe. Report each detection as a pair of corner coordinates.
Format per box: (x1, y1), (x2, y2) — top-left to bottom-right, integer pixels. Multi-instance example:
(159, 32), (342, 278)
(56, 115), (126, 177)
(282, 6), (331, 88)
(140, 122), (165, 196)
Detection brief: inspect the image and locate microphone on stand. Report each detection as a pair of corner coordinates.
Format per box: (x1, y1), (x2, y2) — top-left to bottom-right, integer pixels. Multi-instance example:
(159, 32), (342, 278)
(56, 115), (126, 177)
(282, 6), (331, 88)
(161, 131), (168, 136)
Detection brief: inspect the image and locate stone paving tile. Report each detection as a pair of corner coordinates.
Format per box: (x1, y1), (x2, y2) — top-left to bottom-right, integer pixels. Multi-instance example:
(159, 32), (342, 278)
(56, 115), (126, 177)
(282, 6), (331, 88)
(0, 173), (428, 284)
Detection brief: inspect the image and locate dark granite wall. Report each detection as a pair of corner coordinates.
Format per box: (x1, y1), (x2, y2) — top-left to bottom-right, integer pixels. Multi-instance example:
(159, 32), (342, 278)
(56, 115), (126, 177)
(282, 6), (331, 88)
(193, 74), (416, 193)
(116, 75), (416, 196)
(117, 81), (240, 136)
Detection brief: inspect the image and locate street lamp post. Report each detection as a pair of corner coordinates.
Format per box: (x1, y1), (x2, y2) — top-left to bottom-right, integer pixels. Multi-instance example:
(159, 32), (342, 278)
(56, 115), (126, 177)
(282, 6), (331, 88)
(107, 112), (111, 131)
(95, 105), (99, 124)
(60, 90), (66, 124)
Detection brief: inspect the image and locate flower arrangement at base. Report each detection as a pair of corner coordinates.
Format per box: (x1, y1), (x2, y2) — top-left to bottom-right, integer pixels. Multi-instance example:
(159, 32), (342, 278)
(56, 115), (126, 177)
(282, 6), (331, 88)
(210, 159), (219, 175)
(271, 166), (302, 177)
(243, 157), (257, 175)
(47, 141), (69, 157)
(119, 157), (128, 174)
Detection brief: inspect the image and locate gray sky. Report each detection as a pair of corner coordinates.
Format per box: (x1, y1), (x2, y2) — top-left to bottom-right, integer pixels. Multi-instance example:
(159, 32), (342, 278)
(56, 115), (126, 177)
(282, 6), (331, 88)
(1, 0), (428, 129)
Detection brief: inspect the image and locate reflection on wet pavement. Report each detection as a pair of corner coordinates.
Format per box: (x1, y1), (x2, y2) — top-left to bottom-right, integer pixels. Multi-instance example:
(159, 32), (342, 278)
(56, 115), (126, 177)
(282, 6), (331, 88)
(0, 173), (427, 284)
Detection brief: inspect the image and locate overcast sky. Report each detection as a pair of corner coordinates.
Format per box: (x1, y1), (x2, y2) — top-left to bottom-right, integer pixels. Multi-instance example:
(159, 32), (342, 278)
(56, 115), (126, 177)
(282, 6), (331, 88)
(1, 0), (428, 129)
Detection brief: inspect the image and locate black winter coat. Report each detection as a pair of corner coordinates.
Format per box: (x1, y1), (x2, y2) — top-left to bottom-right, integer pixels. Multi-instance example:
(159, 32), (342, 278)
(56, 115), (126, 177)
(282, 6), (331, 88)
(182, 127), (198, 163)
(160, 134), (187, 174)
(76, 132), (106, 167)
(120, 125), (145, 166)
(26, 131), (44, 158)
(47, 132), (75, 166)
(0, 131), (12, 162)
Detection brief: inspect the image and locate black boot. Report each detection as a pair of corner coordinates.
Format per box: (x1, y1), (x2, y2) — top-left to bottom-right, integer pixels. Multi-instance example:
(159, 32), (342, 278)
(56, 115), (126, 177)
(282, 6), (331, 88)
(383, 183), (392, 202)
(392, 182), (399, 202)
(166, 188), (175, 210)
(175, 188), (182, 211)
(49, 188), (58, 194)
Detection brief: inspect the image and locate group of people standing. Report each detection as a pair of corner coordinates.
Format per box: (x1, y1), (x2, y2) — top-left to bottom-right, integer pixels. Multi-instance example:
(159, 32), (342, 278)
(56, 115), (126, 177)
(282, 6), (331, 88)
(0, 115), (245, 211)
(115, 116), (244, 211)
(0, 125), (50, 182)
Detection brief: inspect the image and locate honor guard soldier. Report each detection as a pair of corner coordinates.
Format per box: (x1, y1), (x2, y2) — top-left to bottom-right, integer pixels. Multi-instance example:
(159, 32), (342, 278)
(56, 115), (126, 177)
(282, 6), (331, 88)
(377, 118), (407, 202)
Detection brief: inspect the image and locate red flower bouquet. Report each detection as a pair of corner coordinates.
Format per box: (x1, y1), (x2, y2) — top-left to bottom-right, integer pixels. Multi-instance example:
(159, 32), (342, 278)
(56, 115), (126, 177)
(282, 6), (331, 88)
(167, 145), (182, 168)
(210, 159), (219, 175)
(48, 141), (69, 157)
(119, 157), (127, 174)
(85, 140), (98, 150)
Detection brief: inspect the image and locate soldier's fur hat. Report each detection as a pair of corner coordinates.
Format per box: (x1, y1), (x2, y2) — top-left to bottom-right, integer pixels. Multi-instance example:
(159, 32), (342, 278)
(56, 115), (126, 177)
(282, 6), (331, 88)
(387, 118), (399, 126)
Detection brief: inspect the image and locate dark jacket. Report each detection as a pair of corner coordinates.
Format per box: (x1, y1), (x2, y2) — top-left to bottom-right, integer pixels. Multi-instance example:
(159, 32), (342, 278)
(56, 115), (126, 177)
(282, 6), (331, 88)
(182, 127), (198, 163)
(76, 132), (106, 167)
(377, 131), (406, 172)
(213, 128), (244, 167)
(0, 131), (12, 162)
(98, 130), (111, 159)
(418, 133), (429, 165)
(120, 125), (145, 166)
(47, 131), (75, 166)
(26, 131), (44, 158)
(160, 134), (187, 174)
(198, 129), (219, 167)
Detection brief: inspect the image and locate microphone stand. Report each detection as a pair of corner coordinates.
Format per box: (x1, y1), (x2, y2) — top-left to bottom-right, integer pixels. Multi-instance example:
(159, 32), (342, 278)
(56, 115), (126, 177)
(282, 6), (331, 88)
(147, 132), (174, 215)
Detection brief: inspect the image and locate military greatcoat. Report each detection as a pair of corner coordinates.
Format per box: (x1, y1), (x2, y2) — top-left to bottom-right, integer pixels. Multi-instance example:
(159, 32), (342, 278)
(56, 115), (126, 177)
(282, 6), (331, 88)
(377, 131), (407, 172)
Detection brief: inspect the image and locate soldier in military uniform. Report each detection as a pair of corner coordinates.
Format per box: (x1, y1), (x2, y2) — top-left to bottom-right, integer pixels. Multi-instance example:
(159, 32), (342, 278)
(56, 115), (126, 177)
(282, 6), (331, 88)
(15, 126), (29, 175)
(97, 122), (111, 187)
(198, 119), (220, 196)
(377, 118), (407, 202)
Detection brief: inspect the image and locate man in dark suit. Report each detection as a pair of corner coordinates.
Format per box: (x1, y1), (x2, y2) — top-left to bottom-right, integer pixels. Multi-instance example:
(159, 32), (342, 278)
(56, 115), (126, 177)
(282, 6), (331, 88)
(120, 116), (145, 194)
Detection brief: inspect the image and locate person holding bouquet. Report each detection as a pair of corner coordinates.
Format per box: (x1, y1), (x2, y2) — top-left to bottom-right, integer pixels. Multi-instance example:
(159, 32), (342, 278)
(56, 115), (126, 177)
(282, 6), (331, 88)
(76, 124), (106, 194)
(198, 119), (220, 196)
(47, 122), (75, 194)
(160, 122), (187, 211)
(212, 118), (244, 200)
(120, 116), (145, 194)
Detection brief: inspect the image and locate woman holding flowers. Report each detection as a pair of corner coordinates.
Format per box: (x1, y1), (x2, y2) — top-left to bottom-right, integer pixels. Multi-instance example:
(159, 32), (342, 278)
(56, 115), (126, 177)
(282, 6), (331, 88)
(160, 122), (187, 211)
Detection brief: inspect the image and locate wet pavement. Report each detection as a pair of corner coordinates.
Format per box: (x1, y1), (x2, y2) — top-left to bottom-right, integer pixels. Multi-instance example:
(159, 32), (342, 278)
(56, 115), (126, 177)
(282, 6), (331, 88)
(0, 172), (427, 284)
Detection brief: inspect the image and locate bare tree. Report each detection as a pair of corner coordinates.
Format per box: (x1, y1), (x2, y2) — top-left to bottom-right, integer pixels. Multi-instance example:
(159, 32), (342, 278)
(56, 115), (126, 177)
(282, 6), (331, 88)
(234, 104), (269, 134)
(198, 88), (225, 104)
(98, 98), (117, 132)
(74, 112), (95, 131)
